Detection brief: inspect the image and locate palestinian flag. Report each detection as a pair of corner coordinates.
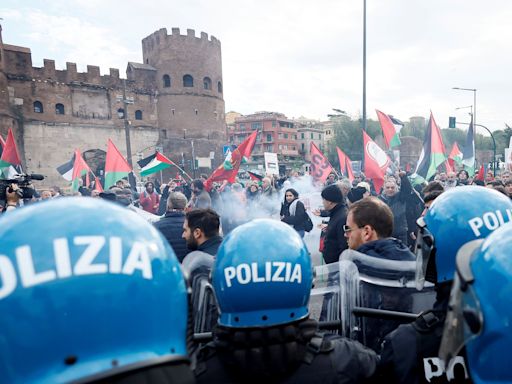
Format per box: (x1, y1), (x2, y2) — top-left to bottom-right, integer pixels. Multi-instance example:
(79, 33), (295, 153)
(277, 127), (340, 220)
(248, 171), (263, 181)
(0, 128), (22, 178)
(205, 131), (257, 191)
(57, 153), (76, 181)
(137, 152), (157, 169)
(93, 176), (104, 192)
(376, 110), (404, 148)
(0, 134), (5, 156)
(448, 142), (463, 170)
(140, 152), (176, 176)
(71, 149), (91, 192)
(104, 139), (132, 189)
(336, 147), (354, 182)
(414, 112), (446, 181)
(461, 117), (475, 176)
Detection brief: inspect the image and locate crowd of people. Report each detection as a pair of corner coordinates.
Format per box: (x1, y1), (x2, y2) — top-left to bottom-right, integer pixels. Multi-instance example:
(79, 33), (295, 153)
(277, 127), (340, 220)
(1, 166), (512, 383)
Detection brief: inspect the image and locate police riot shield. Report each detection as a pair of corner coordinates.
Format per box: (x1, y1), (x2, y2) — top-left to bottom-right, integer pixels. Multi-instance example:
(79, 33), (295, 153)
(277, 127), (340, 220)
(181, 251), (218, 336)
(338, 249), (436, 352)
(309, 262), (341, 332)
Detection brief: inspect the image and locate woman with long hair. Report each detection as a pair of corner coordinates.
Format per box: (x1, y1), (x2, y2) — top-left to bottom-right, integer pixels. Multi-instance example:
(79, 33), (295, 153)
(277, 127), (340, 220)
(280, 188), (308, 238)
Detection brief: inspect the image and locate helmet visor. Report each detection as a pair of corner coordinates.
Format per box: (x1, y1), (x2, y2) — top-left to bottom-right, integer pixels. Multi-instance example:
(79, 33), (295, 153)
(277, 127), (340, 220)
(439, 241), (484, 366)
(414, 217), (434, 290)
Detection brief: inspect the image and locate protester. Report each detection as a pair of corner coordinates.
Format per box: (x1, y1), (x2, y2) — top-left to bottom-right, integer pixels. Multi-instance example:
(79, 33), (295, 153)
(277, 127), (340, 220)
(189, 179), (212, 209)
(154, 192), (189, 262)
(182, 208), (223, 256)
(378, 186), (512, 383)
(139, 181), (160, 214)
(0, 197), (194, 383)
(280, 188), (308, 237)
(378, 171), (414, 244)
(320, 184), (348, 264)
(194, 219), (378, 383)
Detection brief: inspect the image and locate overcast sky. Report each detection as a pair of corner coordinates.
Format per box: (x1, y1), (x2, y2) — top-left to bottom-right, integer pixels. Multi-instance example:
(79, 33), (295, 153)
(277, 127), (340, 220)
(2, 0), (512, 132)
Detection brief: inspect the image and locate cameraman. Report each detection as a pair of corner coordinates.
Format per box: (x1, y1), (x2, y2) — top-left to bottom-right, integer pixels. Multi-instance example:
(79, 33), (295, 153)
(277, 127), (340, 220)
(2, 184), (21, 213)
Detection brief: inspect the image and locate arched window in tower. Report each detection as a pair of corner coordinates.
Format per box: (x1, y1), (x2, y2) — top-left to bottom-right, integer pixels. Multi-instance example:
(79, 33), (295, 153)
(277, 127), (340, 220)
(163, 74), (171, 88)
(33, 101), (43, 113)
(183, 74), (194, 87)
(135, 110), (143, 120)
(55, 103), (65, 115)
(117, 108), (125, 119)
(203, 77), (212, 90)
(217, 81), (223, 93)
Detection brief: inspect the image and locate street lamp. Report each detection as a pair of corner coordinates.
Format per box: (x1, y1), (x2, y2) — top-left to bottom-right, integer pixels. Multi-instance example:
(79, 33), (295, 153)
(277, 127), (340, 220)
(452, 87), (477, 132)
(455, 105), (473, 115)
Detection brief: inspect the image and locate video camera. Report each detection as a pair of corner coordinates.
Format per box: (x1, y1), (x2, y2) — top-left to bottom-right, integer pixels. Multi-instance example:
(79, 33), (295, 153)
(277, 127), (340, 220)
(0, 173), (45, 201)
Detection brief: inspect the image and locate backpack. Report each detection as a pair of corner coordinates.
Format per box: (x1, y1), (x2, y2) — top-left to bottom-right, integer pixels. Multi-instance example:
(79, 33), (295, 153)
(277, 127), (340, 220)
(304, 213), (314, 232)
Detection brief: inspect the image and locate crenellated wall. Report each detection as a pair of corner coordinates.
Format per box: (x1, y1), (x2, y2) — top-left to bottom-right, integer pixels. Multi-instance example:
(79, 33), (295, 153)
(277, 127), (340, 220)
(0, 25), (226, 183)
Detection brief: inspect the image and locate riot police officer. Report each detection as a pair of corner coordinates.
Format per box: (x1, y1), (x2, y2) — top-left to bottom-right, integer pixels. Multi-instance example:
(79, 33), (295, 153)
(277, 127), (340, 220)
(194, 219), (378, 383)
(439, 221), (512, 383)
(0, 197), (195, 383)
(377, 186), (512, 384)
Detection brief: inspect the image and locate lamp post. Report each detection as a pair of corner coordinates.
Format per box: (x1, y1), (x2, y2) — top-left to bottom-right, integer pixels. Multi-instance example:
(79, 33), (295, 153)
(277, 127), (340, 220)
(452, 87), (477, 135)
(362, 0), (367, 132)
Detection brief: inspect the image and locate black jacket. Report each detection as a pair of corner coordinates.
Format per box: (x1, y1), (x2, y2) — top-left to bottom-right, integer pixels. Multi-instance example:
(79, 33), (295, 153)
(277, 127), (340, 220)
(379, 174), (413, 244)
(198, 235), (223, 256)
(195, 333), (378, 384)
(154, 211), (188, 262)
(280, 199), (308, 231)
(323, 202), (348, 264)
(377, 285), (472, 384)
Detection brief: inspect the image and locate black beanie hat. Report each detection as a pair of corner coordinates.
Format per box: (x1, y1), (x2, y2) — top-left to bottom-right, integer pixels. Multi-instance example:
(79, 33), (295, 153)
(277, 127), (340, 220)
(321, 184), (344, 203)
(347, 186), (366, 203)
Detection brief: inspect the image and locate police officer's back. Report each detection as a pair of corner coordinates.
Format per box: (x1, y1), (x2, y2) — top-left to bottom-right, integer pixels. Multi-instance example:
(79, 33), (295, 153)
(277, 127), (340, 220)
(378, 187), (512, 383)
(194, 219), (378, 383)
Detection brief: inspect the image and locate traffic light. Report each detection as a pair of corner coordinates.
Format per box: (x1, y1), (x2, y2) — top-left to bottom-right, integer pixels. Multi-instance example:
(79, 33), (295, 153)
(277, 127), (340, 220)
(449, 116), (456, 128)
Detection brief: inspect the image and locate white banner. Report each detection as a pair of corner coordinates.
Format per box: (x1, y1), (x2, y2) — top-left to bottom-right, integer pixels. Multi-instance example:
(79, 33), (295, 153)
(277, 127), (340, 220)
(505, 148), (512, 171)
(264, 152), (279, 175)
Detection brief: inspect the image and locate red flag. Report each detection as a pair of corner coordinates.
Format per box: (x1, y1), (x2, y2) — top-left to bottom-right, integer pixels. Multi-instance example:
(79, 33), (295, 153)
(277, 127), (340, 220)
(0, 134), (5, 150)
(71, 149), (91, 191)
(205, 131), (258, 190)
(310, 142), (333, 183)
(475, 165), (485, 182)
(0, 128), (21, 166)
(336, 147), (354, 182)
(445, 159), (453, 173)
(104, 139), (132, 189)
(363, 130), (391, 193)
(94, 176), (104, 192)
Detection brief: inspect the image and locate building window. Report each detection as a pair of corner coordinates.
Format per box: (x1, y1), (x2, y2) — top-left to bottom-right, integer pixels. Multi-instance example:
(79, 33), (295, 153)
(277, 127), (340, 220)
(33, 101), (43, 113)
(257, 133), (261, 142)
(183, 75), (194, 87)
(218, 81), (223, 93)
(203, 77), (212, 90)
(55, 103), (65, 115)
(251, 122), (262, 130)
(319, 134), (322, 139)
(294, 135), (297, 140)
(301, 133), (305, 139)
(301, 143), (305, 151)
(278, 133), (283, 139)
(239, 124), (245, 131)
(163, 74), (171, 88)
(310, 133), (314, 139)
(266, 133), (272, 142)
(284, 133), (288, 139)
(272, 121), (276, 128)
(266, 144), (272, 151)
(117, 108), (125, 119)
(135, 110), (143, 120)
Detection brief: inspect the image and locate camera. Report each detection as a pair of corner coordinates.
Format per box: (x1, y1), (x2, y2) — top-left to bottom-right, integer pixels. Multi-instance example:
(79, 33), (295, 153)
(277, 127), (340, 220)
(0, 173), (44, 201)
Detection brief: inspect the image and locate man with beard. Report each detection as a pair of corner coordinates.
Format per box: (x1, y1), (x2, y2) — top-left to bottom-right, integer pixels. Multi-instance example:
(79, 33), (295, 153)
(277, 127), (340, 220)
(182, 208), (223, 256)
(139, 181), (160, 214)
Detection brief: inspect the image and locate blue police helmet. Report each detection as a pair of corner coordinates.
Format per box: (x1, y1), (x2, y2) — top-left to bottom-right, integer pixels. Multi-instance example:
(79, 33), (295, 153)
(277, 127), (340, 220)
(415, 186), (512, 287)
(212, 219), (313, 328)
(0, 197), (189, 383)
(439, 221), (512, 383)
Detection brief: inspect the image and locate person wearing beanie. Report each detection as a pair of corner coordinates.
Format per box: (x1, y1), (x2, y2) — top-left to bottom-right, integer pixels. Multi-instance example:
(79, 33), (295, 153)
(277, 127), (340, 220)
(320, 184), (348, 264)
(347, 186), (369, 205)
